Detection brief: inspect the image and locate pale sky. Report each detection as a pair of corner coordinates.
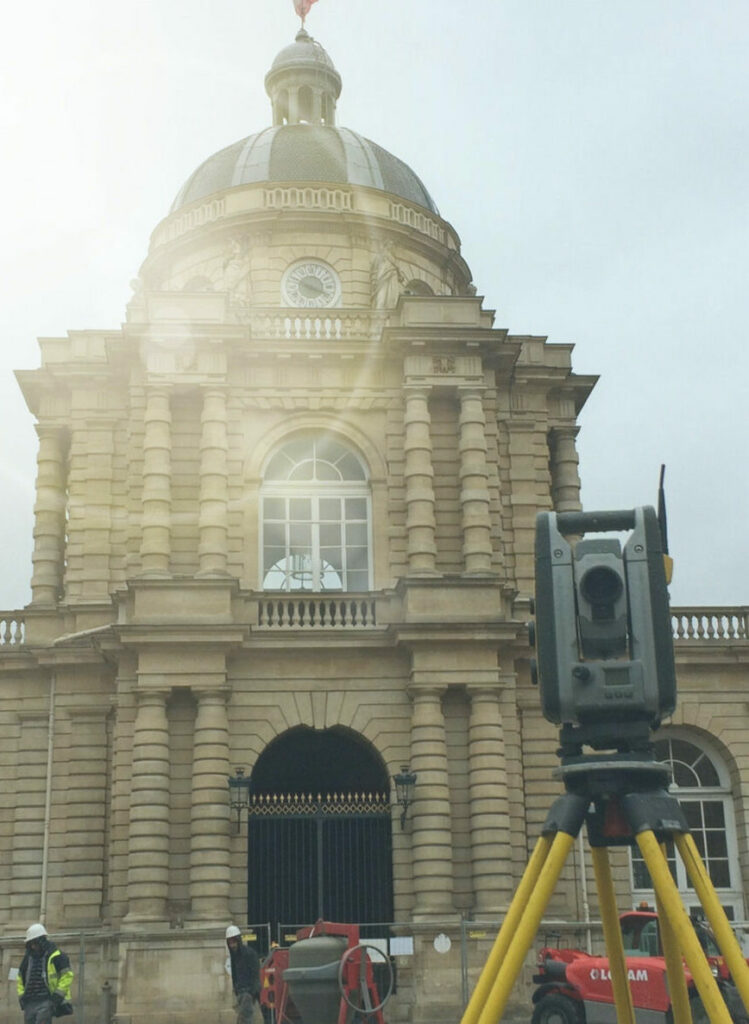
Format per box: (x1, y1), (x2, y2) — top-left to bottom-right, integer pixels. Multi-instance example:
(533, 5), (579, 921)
(1, 0), (747, 609)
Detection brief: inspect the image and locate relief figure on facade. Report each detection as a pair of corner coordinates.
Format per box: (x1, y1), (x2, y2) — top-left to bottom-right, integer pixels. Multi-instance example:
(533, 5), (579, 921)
(217, 236), (254, 307)
(370, 240), (407, 308)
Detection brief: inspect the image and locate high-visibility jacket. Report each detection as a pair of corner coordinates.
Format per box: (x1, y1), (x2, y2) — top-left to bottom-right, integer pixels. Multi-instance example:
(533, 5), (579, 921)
(17, 942), (73, 1002)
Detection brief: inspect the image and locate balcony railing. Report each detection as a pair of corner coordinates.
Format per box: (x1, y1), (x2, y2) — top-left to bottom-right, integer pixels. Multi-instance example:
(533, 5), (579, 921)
(249, 307), (388, 343)
(0, 614), (25, 645)
(256, 595), (378, 629)
(670, 607), (748, 641)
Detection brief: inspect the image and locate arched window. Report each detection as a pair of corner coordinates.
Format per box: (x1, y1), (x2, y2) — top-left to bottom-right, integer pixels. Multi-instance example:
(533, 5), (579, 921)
(631, 732), (743, 919)
(261, 435), (371, 592)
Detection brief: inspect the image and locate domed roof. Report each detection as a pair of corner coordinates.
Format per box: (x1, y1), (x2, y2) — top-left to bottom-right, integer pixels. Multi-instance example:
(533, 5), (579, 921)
(169, 29), (439, 219)
(170, 124), (439, 215)
(269, 27), (338, 74)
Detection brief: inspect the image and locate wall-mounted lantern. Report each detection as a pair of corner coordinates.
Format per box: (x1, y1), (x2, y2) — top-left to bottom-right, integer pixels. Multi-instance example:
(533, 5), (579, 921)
(393, 764), (417, 829)
(228, 767), (252, 833)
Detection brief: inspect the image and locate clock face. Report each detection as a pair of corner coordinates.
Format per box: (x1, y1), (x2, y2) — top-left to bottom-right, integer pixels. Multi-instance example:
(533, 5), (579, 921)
(282, 260), (341, 308)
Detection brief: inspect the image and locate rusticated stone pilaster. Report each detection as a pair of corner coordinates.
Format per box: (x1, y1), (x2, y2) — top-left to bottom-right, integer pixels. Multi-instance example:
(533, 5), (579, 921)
(197, 389), (229, 576)
(459, 388), (493, 575)
(404, 387), (437, 576)
(467, 685), (513, 912)
(30, 426), (67, 605)
(549, 426), (582, 513)
(409, 686), (454, 914)
(189, 688), (231, 919)
(127, 689), (170, 921)
(139, 387), (171, 576)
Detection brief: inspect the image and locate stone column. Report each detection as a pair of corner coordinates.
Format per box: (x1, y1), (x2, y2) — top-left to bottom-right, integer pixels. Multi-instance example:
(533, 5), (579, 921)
(198, 389), (229, 576)
(409, 686), (454, 914)
(190, 688), (231, 920)
(458, 388), (493, 575)
(467, 685), (513, 913)
(404, 387), (438, 576)
(549, 426), (582, 513)
(139, 387), (171, 576)
(127, 689), (170, 921)
(30, 426), (67, 606)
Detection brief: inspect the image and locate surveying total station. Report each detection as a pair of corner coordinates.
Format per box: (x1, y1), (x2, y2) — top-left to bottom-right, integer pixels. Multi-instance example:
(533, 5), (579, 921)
(461, 506), (749, 1024)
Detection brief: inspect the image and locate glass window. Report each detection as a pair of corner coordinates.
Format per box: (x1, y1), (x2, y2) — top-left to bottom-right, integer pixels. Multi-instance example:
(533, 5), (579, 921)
(631, 733), (742, 918)
(261, 436), (371, 592)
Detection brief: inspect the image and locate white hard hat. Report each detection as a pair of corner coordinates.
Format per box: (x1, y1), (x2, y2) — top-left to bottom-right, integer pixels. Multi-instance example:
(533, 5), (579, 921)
(226, 925), (242, 939)
(25, 924), (48, 943)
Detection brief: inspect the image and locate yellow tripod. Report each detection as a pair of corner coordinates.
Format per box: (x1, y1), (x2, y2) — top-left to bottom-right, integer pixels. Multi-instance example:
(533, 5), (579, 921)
(461, 754), (749, 1024)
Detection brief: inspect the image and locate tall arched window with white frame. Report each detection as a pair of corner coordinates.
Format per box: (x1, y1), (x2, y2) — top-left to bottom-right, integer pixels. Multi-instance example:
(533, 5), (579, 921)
(261, 435), (371, 592)
(631, 732), (744, 920)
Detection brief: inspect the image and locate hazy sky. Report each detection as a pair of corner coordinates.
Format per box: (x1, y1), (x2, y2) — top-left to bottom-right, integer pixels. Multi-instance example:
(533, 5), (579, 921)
(1, 0), (747, 609)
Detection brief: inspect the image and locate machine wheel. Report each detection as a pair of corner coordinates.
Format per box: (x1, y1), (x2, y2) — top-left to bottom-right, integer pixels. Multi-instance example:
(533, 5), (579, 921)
(531, 994), (581, 1024)
(337, 943), (394, 1016)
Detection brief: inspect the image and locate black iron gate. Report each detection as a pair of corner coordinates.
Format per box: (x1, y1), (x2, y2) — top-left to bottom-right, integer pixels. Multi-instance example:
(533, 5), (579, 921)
(247, 791), (393, 942)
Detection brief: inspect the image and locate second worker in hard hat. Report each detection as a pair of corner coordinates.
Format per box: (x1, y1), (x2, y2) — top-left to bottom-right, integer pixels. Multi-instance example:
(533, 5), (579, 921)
(17, 924), (73, 1024)
(225, 925), (261, 1024)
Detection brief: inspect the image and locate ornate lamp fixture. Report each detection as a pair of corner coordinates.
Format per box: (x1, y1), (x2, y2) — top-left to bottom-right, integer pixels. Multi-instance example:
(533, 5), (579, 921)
(393, 764), (417, 829)
(228, 767), (252, 833)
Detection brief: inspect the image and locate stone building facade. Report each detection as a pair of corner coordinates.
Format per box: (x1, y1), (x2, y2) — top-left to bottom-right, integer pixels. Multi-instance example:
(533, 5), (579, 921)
(0, 26), (747, 1024)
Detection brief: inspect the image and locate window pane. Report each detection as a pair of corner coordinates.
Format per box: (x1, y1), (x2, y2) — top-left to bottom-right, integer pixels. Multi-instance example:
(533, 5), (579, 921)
(671, 739), (702, 765)
(706, 832), (728, 858)
(703, 802), (726, 828)
(289, 523), (311, 547)
(319, 498), (341, 520)
(316, 437), (344, 463)
(320, 548), (342, 572)
(346, 522), (367, 545)
(682, 802), (702, 829)
(709, 862), (731, 888)
(338, 453), (365, 480)
(347, 546), (367, 571)
(265, 451), (294, 480)
(264, 523), (285, 547)
(264, 497), (285, 519)
(320, 524), (341, 547)
(264, 547), (285, 572)
(673, 762), (699, 787)
(315, 460), (339, 481)
(346, 497), (367, 518)
(289, 498), (311, 520)
(283, 439), (313, 464)
(694, 755), (720, 787)
(346, 571), (369, 592)
(289, 460), (314, 480)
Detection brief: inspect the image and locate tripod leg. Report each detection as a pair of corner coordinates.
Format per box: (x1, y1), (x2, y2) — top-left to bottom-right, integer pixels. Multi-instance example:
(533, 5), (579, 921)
(637, 829), (733, 1024)
(460, 834), (553, 1024)
(475, 830), (576, 1024)
(590, 846), (637, 1024)
(655, 843), (692, 1024)
(675, 832), (749, 1016)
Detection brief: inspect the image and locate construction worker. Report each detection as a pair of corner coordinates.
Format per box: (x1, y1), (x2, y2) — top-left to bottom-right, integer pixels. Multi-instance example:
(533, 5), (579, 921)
(17, 923), (73, 1024)
(226, 925), (261, 1024)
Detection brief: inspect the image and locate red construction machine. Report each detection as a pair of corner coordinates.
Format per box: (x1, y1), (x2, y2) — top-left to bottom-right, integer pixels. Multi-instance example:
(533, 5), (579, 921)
(260, 920), (393, 1024)
(532, 908), (749, 1024)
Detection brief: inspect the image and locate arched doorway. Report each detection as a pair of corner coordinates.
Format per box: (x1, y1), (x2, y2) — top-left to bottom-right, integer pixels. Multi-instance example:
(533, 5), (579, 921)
(247, 726), (394, 943)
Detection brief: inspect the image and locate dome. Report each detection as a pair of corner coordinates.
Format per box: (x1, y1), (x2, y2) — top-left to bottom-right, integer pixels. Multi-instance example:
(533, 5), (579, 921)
(268, 27), (339, 74)
(170, 124), (439, 215)
(168, 29), (439, 218)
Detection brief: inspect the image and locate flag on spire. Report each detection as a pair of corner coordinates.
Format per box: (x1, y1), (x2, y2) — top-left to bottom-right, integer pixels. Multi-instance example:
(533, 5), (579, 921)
(294, 0), (319, 23)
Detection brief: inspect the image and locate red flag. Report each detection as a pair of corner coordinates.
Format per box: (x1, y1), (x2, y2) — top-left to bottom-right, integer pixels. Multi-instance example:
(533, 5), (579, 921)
(294, 0), (319, 22)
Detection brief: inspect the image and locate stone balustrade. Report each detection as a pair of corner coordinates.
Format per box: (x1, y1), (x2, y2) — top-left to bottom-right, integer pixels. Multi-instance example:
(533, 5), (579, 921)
(0, 614), (25, 645)
(670, 607), (748, 641)
(249, 307), (388, 342)
(257, 595), (377, 629)
(1, 605), (747, 644)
